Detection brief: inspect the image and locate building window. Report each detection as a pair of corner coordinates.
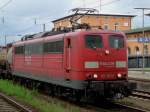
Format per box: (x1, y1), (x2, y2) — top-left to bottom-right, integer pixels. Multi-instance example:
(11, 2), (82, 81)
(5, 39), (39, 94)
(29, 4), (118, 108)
(135, 46), (140, 55)
(113, 16), (118, 19)
(134, 35), (136, 38)
(144, 45), (148, 55)
(128, 47), (131, 56)
(122, 17), (125, 20)
(104, 24), (109, 30)
(124, 22), (129, 26)
(114, 22), (119, 31)
(105, 16), (108, 19)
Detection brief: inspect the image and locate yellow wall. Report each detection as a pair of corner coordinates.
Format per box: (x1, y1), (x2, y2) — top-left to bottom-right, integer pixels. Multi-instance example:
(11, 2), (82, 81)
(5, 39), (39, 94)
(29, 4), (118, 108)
(80, 15), (131, 31)
(126, 31), (150, 56)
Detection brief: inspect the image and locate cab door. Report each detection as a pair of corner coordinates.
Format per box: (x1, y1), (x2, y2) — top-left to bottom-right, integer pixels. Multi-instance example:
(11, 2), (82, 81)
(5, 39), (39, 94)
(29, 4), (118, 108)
(64, 38), (72, 80)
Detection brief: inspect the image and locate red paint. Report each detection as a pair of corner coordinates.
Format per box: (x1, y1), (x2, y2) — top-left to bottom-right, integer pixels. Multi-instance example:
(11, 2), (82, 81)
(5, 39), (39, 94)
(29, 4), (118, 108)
(12, 30), (128, 82)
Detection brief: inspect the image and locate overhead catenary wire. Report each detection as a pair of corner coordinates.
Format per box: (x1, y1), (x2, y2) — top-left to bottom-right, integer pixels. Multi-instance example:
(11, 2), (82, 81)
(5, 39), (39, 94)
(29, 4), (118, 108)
(10, 20), (51, 35)
(76, 0), (121, 9)
(0, 0), (12, 10)
(75, 0), (141, 15)
(0, 0), (13, 25)
(93, 0), (121, 8)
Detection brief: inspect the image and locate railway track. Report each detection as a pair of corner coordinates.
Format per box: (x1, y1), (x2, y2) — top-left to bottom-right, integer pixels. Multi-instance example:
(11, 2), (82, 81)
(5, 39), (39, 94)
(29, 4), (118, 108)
(83, 101), (149, 112)
(131, 90), (150, 100)
(0, 92), (33, 112)
(77, 99), (149, 112)
(113, 103), (149, 112)
(39, 93), (149, 112)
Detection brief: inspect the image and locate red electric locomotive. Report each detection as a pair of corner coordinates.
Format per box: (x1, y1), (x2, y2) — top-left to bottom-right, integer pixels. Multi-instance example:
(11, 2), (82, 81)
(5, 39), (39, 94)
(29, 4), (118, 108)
(10, 29), (136, 99)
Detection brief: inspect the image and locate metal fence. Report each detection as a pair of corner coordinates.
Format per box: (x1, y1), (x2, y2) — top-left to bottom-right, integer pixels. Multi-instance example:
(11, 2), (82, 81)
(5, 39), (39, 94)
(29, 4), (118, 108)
(128, 55), (150, 68)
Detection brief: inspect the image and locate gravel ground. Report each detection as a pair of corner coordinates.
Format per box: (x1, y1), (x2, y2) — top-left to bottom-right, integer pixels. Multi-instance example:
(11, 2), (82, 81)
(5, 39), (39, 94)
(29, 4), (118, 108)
(117, 96), (150, 111)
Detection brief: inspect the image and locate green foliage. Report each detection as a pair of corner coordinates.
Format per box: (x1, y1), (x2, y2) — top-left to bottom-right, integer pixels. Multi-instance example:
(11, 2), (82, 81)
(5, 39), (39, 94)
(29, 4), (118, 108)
(0, 79), (80, 112)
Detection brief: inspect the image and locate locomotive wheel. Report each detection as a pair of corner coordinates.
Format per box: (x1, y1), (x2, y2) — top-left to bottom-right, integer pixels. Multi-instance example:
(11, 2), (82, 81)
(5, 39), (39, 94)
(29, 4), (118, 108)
(42, 83), (55, 97)
(74, 90), (82, 102)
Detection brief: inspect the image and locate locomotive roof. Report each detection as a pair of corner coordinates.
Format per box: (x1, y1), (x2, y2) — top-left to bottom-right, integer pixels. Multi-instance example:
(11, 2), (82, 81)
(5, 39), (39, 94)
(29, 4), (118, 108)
(14, 29), (125, 46)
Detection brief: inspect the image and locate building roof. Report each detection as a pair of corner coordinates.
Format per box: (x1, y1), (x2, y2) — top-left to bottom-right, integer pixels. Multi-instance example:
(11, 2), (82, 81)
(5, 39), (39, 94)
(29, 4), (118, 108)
(125, 26), (150, 34)
(145, 13), (150, 16)
(52, 13), (136, 23)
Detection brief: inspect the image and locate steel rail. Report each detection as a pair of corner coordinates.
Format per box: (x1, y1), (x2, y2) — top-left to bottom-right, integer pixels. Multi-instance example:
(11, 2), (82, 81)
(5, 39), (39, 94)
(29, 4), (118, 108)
(129, 78), (150, 82)
(114, 103), (149, 112)
(0, 92), (33, 112)
(131, 90), (150, 100)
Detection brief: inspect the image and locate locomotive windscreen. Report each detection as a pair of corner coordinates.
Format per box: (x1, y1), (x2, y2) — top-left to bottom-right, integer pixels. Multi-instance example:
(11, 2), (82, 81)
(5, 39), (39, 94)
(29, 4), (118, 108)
(109, 35), (124, 49)
(85, 35), (103, 49)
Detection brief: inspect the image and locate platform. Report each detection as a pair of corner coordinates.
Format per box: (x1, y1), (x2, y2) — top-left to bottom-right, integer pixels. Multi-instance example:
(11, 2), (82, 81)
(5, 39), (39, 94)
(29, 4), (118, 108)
(128, 70), (150, 92)
(128, 70), (150, 81)
(128, 70), (150, 80)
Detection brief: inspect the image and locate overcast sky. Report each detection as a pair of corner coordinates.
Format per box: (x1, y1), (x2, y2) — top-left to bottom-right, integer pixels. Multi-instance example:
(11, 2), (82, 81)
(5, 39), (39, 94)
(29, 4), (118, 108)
(0, 0), (150, 45)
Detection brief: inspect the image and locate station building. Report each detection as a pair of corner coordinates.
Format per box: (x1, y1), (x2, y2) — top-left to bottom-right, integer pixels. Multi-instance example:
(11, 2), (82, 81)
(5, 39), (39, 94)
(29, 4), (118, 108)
(52, 13), (135, 31)
(125, 27), (150, 68)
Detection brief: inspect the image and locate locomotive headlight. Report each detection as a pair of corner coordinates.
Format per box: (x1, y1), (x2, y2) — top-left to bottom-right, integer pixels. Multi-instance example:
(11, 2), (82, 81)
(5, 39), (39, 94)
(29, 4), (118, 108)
(117, 73), (122, 78)
(116, 61), (126, 68)
(93, 74), (98, 78)
(105, 50), (110, 54)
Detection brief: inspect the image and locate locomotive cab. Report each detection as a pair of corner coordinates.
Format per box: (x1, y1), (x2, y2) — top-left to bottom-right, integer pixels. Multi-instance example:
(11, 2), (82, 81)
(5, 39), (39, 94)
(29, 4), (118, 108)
(82, 32), (127, 81)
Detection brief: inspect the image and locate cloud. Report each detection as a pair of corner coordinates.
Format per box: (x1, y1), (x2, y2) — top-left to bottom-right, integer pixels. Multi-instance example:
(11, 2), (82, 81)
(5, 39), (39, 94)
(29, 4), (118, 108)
(1, 0), (70, 17)
(0, 0), (150, 45)
(0, 0), (72, 31)
(0, 0), (72, 45)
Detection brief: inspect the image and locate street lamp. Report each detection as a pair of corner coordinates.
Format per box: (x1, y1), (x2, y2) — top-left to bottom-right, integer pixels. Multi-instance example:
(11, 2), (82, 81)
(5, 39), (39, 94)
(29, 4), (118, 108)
(134, 8), (150, 74)
(4, 35), (6, 46)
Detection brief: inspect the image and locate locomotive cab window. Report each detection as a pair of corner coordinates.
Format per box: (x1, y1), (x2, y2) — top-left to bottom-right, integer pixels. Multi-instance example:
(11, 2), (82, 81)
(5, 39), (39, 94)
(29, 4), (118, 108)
(15, 46), (24, 55)
(109, 35), (124, 49)
(85, 35), (103, 49)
